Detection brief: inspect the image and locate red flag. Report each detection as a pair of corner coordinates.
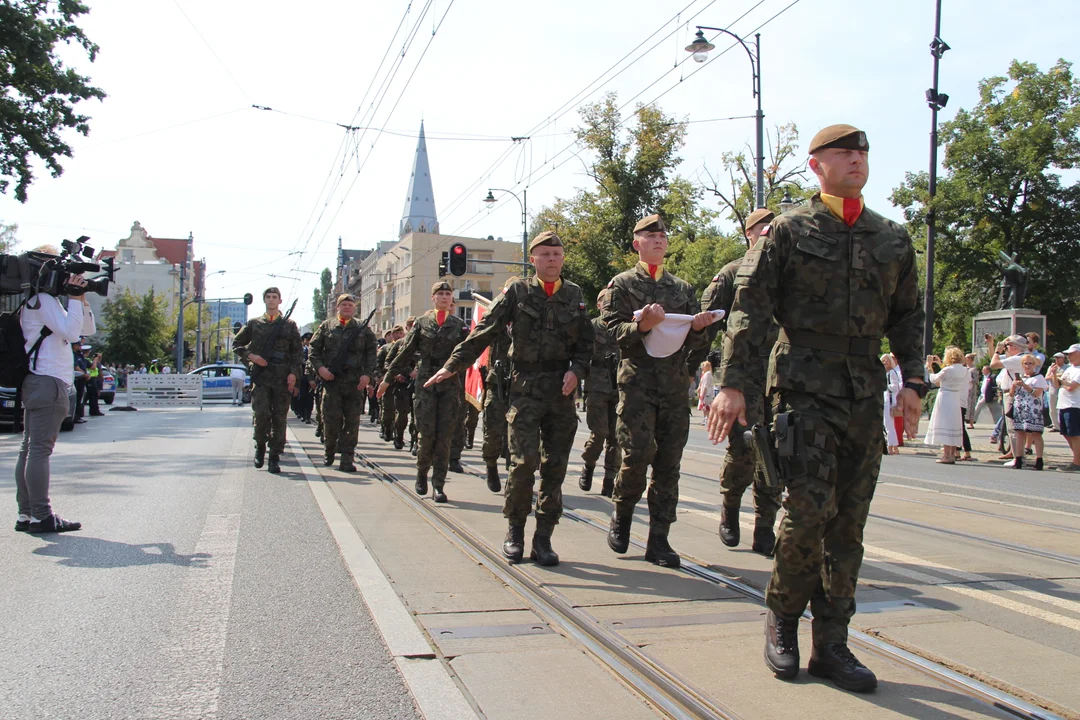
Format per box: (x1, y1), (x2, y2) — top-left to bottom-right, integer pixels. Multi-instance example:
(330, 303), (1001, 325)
(464, 302), (488, 410)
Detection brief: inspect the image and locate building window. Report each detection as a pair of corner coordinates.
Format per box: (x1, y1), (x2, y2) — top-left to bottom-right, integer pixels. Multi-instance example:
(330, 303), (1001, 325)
(457, 307), (473, 325)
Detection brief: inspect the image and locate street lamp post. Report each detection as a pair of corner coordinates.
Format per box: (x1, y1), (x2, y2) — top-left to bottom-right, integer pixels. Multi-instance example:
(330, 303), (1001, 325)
(686, 27), (765, 209)
(484, 188), (529, 275)
(924, 0), (950, 356)
(195, 267), (227, 366)
(174, 261), (186, 374)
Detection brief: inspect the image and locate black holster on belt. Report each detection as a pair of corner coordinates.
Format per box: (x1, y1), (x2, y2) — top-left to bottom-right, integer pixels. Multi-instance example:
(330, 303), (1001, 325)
(743, 411), (805, 492)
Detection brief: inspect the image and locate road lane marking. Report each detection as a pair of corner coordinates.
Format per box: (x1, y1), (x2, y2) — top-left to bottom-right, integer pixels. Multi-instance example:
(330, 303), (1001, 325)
(288, 429), (478, 720)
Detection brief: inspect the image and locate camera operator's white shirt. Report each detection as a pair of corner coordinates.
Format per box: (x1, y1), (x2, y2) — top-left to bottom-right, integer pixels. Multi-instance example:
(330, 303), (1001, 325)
(20, 295), (96, 387)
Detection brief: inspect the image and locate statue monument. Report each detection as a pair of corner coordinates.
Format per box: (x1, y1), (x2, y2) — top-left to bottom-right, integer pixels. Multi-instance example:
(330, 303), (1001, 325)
(973, 250), (1043, 358)
(997, 250), (1028, 310)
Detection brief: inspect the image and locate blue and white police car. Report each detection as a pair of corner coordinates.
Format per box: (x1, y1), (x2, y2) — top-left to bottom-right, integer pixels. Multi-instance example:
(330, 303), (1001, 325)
(189, 363), (252, 403)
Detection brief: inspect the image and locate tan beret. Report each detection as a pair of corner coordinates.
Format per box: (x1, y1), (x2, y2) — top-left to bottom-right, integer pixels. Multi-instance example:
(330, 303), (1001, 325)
(335, 293), (355, 304)
(633, 214), (667, 234)
(745, 207), (775, 229)
(809, 124), (869, 154)
(391, 325), (404, 333)
(431, 280), (453, 295)
(528, 231), (562, 252)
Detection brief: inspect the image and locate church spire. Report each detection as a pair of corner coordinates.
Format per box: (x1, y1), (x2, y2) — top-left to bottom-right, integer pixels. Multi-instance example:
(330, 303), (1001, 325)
(400, 121), (439, 238)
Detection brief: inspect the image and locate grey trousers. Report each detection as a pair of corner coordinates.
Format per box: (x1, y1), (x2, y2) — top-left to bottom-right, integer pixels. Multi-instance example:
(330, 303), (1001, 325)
(15, 374), (70, 519)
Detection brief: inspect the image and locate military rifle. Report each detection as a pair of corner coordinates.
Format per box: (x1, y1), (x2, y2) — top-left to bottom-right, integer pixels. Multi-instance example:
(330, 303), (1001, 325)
(494, 358), (511, 469)
(743, 411), (804, 493)
(327, 307), (377, 380)
(245, 298), (297, 383)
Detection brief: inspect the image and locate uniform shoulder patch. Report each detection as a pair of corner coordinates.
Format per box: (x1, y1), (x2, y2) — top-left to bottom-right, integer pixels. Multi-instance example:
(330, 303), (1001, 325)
(759, 225), (771, 236)
(606, 279), (614, 289)
(579, 301), (586, 311)
(712, 274), (720, 283)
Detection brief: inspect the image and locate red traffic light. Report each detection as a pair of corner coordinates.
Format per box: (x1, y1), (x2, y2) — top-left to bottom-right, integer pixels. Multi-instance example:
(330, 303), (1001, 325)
(452, 245), (464, 254)
(448, 243), (467, 276)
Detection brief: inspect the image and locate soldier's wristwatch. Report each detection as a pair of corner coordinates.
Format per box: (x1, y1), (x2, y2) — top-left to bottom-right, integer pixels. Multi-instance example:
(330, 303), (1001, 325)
(904, 380), (929, 399)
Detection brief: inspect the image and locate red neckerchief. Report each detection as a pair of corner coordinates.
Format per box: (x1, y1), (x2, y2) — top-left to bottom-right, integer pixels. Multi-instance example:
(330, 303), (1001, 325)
(842, 197), (862, 226)
(542, 281), (556, 297)
(436, 310), (447, 326)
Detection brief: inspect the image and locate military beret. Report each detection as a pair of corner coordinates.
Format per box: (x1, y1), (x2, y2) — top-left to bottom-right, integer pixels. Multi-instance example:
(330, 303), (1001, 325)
(745, 207), (775, 229)
(528, 231), (562, 252)
(431, 280), (453, 295)
(808, 124), (869, 154)
(301, 332), (313, 340)
(335, 293), (355, 304)
(633, 214), (667, 234)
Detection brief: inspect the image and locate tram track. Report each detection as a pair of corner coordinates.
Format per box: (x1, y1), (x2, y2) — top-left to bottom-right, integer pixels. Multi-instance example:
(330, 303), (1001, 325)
(441, 458), (1068, 720)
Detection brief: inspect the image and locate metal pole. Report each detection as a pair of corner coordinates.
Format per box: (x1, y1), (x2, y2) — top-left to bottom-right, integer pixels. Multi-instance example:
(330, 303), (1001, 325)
(521, 188), (529, 276)
(195, 258), (204, 366)
(754, 33), (765, 209)
(216, 299), (222, 361)
(923, 0), (942, 356)
(175, 262), (185, 373)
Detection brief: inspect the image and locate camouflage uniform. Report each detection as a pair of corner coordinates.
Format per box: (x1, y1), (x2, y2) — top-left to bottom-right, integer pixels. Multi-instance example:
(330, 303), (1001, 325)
(481, 327), (511, 466)
(603, 263), (709, 532)
(375, 341), (395, 439)
(719, 193), (923, 645)
(580, 316), (621, 484)
(234, 313), (303, 456)
(444, 275), (593, 530)
(386, 311), (465, 489)
(383, 338), (415, 445)
(702, 261), (781, 526)
(308, 316), (378, 463)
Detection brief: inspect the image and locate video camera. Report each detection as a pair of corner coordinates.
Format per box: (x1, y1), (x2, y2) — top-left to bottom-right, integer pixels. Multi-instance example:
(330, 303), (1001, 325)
(0, 235), (116, 298)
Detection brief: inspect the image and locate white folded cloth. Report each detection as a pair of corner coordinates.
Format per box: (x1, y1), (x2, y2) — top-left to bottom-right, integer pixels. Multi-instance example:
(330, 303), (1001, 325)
(630, 309), (724, 358)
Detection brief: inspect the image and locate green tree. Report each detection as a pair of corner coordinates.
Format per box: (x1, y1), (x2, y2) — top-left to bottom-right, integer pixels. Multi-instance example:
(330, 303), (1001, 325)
(0, 0), (107, 202)
(312, 267), (332, 323)
(891, 59), (1080, 350)
(0, 220), (16, 254)
(101, 289), (171, 366)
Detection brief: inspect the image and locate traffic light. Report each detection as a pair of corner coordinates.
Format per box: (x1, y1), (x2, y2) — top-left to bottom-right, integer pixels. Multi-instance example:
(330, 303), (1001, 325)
(243, 293), (253, 305)
(438, 252), (448, 278)
(232, 321), (242, 333)
(448, 243), (467, 276)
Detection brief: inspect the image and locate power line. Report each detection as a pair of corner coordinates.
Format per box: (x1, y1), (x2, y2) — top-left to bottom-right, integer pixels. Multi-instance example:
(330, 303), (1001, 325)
(169, 0), (251, 101)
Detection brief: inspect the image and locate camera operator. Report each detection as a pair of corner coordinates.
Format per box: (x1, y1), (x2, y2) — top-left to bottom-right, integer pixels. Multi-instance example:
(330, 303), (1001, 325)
(14, 265), (96, 534)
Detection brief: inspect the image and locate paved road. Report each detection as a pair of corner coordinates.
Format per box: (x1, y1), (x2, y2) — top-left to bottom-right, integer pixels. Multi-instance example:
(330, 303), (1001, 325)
(0, 404), (421, 720)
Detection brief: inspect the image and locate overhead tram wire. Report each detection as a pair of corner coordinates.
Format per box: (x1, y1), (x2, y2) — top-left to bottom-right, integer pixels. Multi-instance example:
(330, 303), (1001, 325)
(170, 0), (252, 102)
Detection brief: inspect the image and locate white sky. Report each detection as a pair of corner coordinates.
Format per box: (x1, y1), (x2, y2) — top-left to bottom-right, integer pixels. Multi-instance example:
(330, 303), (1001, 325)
(1, 0), (1074, 325)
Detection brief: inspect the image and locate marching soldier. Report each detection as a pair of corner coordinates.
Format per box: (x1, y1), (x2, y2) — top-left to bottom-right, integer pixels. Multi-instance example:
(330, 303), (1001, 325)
(603, 215), (718, 567)
(308, 293), (377, 473)
(427, 232), (593, 566)
(447, 316), (471, 474)
(701, 207), (782, 556)
(233, 287), (303, 474)
(710, 125), (925, 692)
(376, 329), (398, 441)
(371, 331), (392, 429)
(381, 325), (407, 445)
(379, 281), (465, 502)
(578, 289), (621, 496)
(479, 322), (510, 493)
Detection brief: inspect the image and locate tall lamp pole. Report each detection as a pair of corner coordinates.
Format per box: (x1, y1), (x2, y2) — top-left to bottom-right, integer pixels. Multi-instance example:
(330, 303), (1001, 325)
(686, 27), (765, 209)
(174, 261), (186, 373)
(484, 188), (530, 275)
(195, 267), (227, 366)
(924, 1), (950, 355)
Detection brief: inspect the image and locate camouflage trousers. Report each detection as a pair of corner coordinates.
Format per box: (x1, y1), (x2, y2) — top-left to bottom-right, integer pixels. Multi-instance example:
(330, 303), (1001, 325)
(465, 402), (479, 443)
(388, 381), (412, 440)
(415, 377), (461, 487)
(612, 389), (690, 533)
(581, 390), (620, 477)
(381, 381), (399, 439)
(481, 387), (507, 465)
(720, 388), (780, 525)
(766, 390), (883, 646)
(252, 383), (292, 454)
(321, 381), (363, 460)
(504, 389), (578, 529)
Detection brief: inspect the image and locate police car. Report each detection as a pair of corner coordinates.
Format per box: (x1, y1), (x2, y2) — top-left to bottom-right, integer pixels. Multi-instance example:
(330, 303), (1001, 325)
(189, 363), (252, 403)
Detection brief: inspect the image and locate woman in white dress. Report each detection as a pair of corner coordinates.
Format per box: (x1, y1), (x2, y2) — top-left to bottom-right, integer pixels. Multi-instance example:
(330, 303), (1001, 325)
(697, 361), (715, 426)
(881, 354), (902, 454)
(924, 346), (971, 464)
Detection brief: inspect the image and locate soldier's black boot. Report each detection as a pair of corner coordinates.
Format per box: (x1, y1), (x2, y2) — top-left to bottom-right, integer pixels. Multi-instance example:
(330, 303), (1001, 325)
(324, 453), (335, 467)
(432, 484), (448, 503)
(577, 464), (594, 492)
(607, 512), (632, 554)
(599, 474), (615, 498)
(254, 443), (266, 469)
(808, 643), (878, 692)
(339, 455), (357, 473)
(393, 432), (404, 450)
(530, 526), (559, 567)
(644, 530), (681, 568)
(465, 427), (475, 449)
(751, 520), (776, 557)
(448, 458), (464, 474)
(485, 464), (502, 493)
(719, 503), (741, 547)
(502, 523), (525, 563)
(267, 454), (281, 474)
(409, 438), (418, 457)
(764, 610), (801, 680)
(415, 469), (429, 496)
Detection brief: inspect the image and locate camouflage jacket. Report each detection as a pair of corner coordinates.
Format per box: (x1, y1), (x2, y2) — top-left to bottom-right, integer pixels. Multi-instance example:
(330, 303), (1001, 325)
(383, 337), (416, 383)
(444, 275), (594, 399)
(308, 316), (377, 383)
(718, 194), (924, 399)
(699, 257), (777, 389)
(584, 316), (619, 395)
(601, 263), (708, 396)
(483, 326), (511, 385)
(234, 313), (303, 386)
(386, 311), (466, 387)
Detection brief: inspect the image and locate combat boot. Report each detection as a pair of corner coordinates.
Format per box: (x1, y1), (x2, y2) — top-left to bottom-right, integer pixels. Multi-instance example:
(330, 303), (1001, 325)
(433, 485), (448, 503)
(254, 443), (266, 469)
(751, 521), (776, 557)
(393, 433), (404, 450)
(267, 454), (281, 474)
(466, 427), (475, 449)
(808, 643), (878, 692)
(410, 439), (418, 457)
(324, 449), (335, 467)
(448, 459), (465, 474)
(577, 464), (594, 492)
(719, 503), (741, 547)
(530, 532), (559, 566)
(644, 531), (681, 568)
(339, 455), (357, 473)
(600, 474), (615, 498)
(486, 464), (502, 493)
(415, 469), (429, 496)
(503, 523), (525, 563)
(764, 610), (800, 679)
(607, 512), (632, 554)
